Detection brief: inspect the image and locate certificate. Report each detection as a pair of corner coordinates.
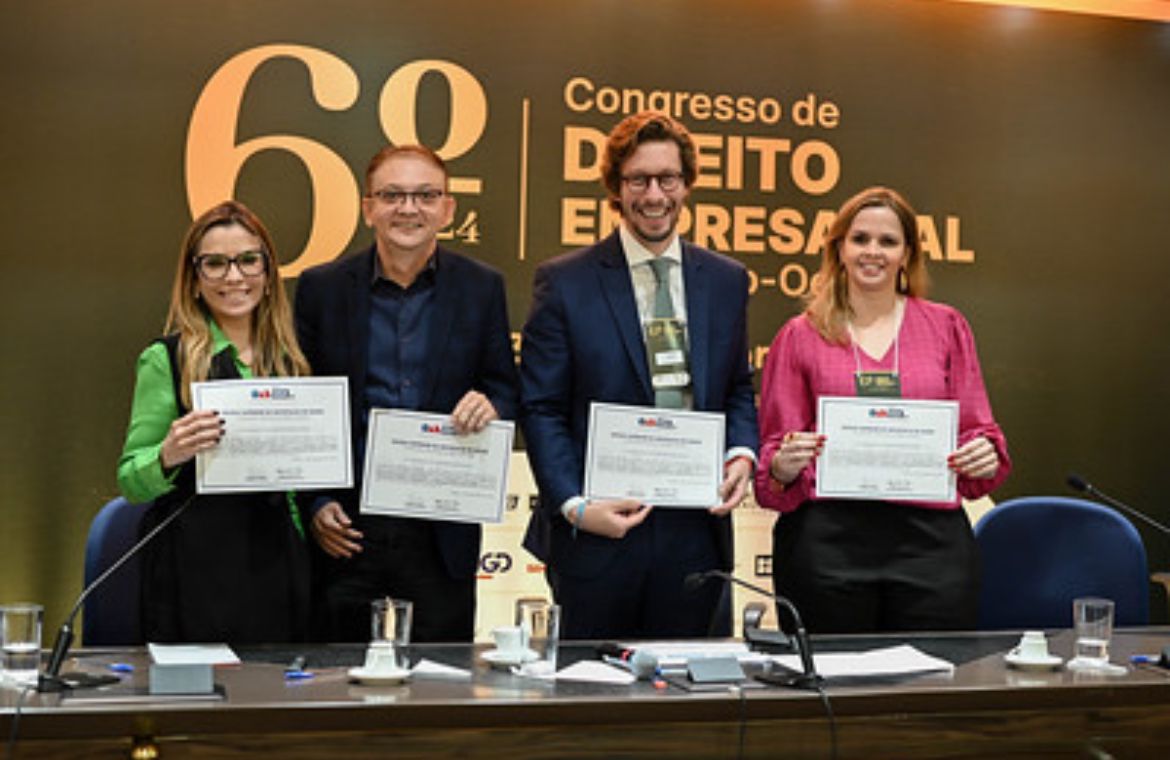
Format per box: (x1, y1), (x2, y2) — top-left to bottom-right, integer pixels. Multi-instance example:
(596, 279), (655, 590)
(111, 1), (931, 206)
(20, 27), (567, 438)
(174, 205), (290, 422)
(815, 396), (957, 503)
(192, 377), (352, 494)
(360, 409), (514, 524)
(584, 403), (724, 507)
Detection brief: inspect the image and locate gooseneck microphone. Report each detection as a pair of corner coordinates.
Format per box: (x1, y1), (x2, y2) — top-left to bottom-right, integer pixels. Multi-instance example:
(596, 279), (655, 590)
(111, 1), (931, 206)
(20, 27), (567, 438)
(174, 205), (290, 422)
(685, 569), (821, 689)
(596, 642), (660, 680)
(1067, 473), (1170, 536)
(38, 494), (195, 693)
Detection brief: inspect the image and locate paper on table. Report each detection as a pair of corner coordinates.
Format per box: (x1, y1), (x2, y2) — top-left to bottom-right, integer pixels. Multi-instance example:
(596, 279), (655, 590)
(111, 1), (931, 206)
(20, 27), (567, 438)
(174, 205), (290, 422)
(770, 644), (953, 679)
(512, 660), (636, 684)
(411, 658), (471, 680)
(555, 661), (636, 684)
(148, 643), (240, 666)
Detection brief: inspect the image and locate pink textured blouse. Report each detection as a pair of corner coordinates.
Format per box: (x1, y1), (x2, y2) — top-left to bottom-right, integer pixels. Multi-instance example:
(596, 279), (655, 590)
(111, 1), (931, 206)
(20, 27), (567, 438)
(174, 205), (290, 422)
(754, 297), (1011, 513)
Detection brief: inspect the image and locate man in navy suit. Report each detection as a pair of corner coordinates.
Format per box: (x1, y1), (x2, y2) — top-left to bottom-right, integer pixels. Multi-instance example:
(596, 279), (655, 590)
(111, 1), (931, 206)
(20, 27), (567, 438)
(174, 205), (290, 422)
(521, 112), (758, 638)
(295, 145), (518, 642)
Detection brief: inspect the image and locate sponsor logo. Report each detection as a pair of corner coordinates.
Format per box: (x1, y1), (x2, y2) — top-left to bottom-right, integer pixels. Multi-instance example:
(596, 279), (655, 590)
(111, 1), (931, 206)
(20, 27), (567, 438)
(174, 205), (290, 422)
(419, 422), (458, 435)
(636, 416), (676, 430)
(250, 387), (294, 400)
(868, 407), (907, 419)
(754, 555), (773, 578)
(479, 552), (513, 574)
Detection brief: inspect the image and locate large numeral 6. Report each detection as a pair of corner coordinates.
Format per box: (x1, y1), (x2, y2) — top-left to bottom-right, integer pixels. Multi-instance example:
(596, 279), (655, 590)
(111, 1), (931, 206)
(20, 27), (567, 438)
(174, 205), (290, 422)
(185, 44), (359, 277)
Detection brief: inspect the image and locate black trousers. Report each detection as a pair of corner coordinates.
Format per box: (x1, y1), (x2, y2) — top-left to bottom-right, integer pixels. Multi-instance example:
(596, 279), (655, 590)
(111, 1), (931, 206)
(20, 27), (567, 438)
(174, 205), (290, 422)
(772, 500), (979, 634)
(549, 508), (728, 640)
(315, 517), (475, 643)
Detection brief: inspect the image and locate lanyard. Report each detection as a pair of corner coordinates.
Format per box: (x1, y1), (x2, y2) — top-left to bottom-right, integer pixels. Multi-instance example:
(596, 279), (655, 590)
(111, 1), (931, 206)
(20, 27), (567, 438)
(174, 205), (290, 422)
(848, 298), (903, 398)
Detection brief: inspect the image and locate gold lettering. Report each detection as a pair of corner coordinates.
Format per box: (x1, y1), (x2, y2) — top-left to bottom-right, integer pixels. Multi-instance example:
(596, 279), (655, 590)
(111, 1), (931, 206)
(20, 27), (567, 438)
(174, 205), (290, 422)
(946, 215), (974, 262)
(379, 59), (487, 193)
(185, 44), (360, 278)
(563, 126), (606, 182)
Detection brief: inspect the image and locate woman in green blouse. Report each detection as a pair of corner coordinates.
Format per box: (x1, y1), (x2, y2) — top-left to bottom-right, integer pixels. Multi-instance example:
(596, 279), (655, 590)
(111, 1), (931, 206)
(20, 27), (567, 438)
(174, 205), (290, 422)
(117, 200), (311, 644)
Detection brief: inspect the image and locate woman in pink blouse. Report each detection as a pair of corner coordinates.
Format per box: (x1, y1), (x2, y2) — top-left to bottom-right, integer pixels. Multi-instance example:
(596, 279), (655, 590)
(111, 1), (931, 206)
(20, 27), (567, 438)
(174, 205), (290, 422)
(755, 186), (1011, 633)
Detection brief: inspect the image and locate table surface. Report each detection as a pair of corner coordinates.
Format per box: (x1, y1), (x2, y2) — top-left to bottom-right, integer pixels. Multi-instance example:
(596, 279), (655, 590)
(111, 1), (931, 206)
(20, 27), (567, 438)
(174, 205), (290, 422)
(3, 627), (1170, 758)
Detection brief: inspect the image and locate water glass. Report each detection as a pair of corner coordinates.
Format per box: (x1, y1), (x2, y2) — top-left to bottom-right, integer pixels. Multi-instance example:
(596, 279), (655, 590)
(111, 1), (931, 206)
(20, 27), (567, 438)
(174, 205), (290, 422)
(369, 597), (412, 670)
(1, 603), (43, 685)
(1071, 597), (1113, 668)
(515, 598), (560, 675)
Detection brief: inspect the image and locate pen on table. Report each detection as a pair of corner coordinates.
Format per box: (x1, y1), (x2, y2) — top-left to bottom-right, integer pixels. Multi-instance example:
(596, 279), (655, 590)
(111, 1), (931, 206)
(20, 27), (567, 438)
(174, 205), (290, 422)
(1130, 654), (1161, 665)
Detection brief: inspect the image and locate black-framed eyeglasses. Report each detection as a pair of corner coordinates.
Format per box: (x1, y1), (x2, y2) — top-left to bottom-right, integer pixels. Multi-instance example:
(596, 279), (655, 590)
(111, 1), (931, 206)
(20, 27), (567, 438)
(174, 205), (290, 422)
(621, 172), (685, 192)
(193, 250), (268, 280)
(369, 187), (446, 207)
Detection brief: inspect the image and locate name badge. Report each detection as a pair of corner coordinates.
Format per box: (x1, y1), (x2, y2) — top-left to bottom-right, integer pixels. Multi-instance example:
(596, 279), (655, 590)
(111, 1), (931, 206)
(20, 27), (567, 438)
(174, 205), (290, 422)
(855, 371), (901, 398)
(646, 317), (690, 390)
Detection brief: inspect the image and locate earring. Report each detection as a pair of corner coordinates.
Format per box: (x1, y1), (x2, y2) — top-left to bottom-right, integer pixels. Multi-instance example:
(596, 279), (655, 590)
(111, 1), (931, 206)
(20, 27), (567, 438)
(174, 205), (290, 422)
(897, 268), (909, 293)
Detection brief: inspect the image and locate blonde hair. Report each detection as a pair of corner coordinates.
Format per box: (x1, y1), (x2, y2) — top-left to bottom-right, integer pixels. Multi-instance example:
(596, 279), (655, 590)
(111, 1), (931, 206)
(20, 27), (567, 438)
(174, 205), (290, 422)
(804, 186), (929, 344)
(164, 200), (309, 408)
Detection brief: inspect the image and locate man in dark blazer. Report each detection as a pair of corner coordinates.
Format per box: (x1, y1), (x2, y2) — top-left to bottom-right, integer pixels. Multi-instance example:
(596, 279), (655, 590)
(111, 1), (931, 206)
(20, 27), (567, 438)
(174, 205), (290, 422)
(520, 112), (758, 639)
(295, 145), (518, 642)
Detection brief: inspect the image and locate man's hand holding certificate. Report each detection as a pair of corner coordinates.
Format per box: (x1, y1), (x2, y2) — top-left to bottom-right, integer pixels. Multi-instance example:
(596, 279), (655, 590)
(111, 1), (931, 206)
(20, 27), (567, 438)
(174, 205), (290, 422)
(192, 377), (352, 494)
(584, 403), (725, 507)
(816, 396), (958, 503)
(360, 409), (514, 524)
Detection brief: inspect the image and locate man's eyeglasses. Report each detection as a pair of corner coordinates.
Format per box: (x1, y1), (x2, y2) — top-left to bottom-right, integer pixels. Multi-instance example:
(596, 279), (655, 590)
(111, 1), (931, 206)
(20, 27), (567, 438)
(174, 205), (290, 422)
(621, 172), (685, 192)
(369, 188), (446, 207)
(193, 250), (268, 280)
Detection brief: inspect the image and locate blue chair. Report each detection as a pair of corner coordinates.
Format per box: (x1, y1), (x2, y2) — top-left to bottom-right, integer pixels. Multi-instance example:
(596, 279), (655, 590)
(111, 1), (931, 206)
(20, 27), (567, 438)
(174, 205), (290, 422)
(83, 496), (148, 645)
(974, 496), (1149, 629)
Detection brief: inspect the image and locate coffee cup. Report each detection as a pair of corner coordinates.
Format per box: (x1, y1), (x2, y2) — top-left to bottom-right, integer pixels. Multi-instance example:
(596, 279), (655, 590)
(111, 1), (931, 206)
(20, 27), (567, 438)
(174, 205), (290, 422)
(491, 625), (526, 656)
(1010, 630), (1050, 661)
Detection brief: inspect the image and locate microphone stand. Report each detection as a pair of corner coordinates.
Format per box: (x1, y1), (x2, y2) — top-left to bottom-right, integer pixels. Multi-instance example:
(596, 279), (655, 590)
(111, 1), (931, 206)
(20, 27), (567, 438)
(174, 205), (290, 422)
(688, 570), (822, 689)
(38, 494), (193, 693)
(1067, 473), (1170, 536)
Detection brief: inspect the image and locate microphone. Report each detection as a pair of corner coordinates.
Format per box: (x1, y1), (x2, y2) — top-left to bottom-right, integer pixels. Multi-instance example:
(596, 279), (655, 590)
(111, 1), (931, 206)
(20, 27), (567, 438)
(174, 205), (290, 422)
(38, 494), (194, 693)
(685, 570), (821, 689)
(596, 642), (659, 680)
(1067, 473), (1170, 536)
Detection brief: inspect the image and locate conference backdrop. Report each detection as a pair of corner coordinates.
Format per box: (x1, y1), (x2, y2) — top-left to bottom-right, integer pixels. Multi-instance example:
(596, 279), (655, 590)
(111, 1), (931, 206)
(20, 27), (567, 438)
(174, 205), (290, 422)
(2, 0), (1169, 633)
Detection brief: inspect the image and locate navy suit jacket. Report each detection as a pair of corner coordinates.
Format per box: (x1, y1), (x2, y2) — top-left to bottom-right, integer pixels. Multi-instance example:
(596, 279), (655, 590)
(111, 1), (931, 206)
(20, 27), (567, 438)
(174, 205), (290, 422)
(294, 245), (519, 579)
(520, 231), (758, 578)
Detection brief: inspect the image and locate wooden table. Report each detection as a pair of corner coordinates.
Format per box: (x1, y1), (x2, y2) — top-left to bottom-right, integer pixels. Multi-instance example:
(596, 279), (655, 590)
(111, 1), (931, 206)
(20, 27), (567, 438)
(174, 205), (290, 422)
(3, 628), (1170, 758)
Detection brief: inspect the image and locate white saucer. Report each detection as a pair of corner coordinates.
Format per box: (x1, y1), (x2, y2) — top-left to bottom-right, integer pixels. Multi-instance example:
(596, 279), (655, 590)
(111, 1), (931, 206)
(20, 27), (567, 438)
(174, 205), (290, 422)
(1066, 657), (1128, 676)
(348, 666), (411, 685)
(1005, 652), (1063, 671)
(482, 648), (539, 669)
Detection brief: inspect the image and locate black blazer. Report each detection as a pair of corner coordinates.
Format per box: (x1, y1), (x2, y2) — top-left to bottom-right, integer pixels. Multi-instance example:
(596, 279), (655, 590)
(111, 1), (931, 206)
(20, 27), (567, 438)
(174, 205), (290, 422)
(294, 245), (519, 578)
